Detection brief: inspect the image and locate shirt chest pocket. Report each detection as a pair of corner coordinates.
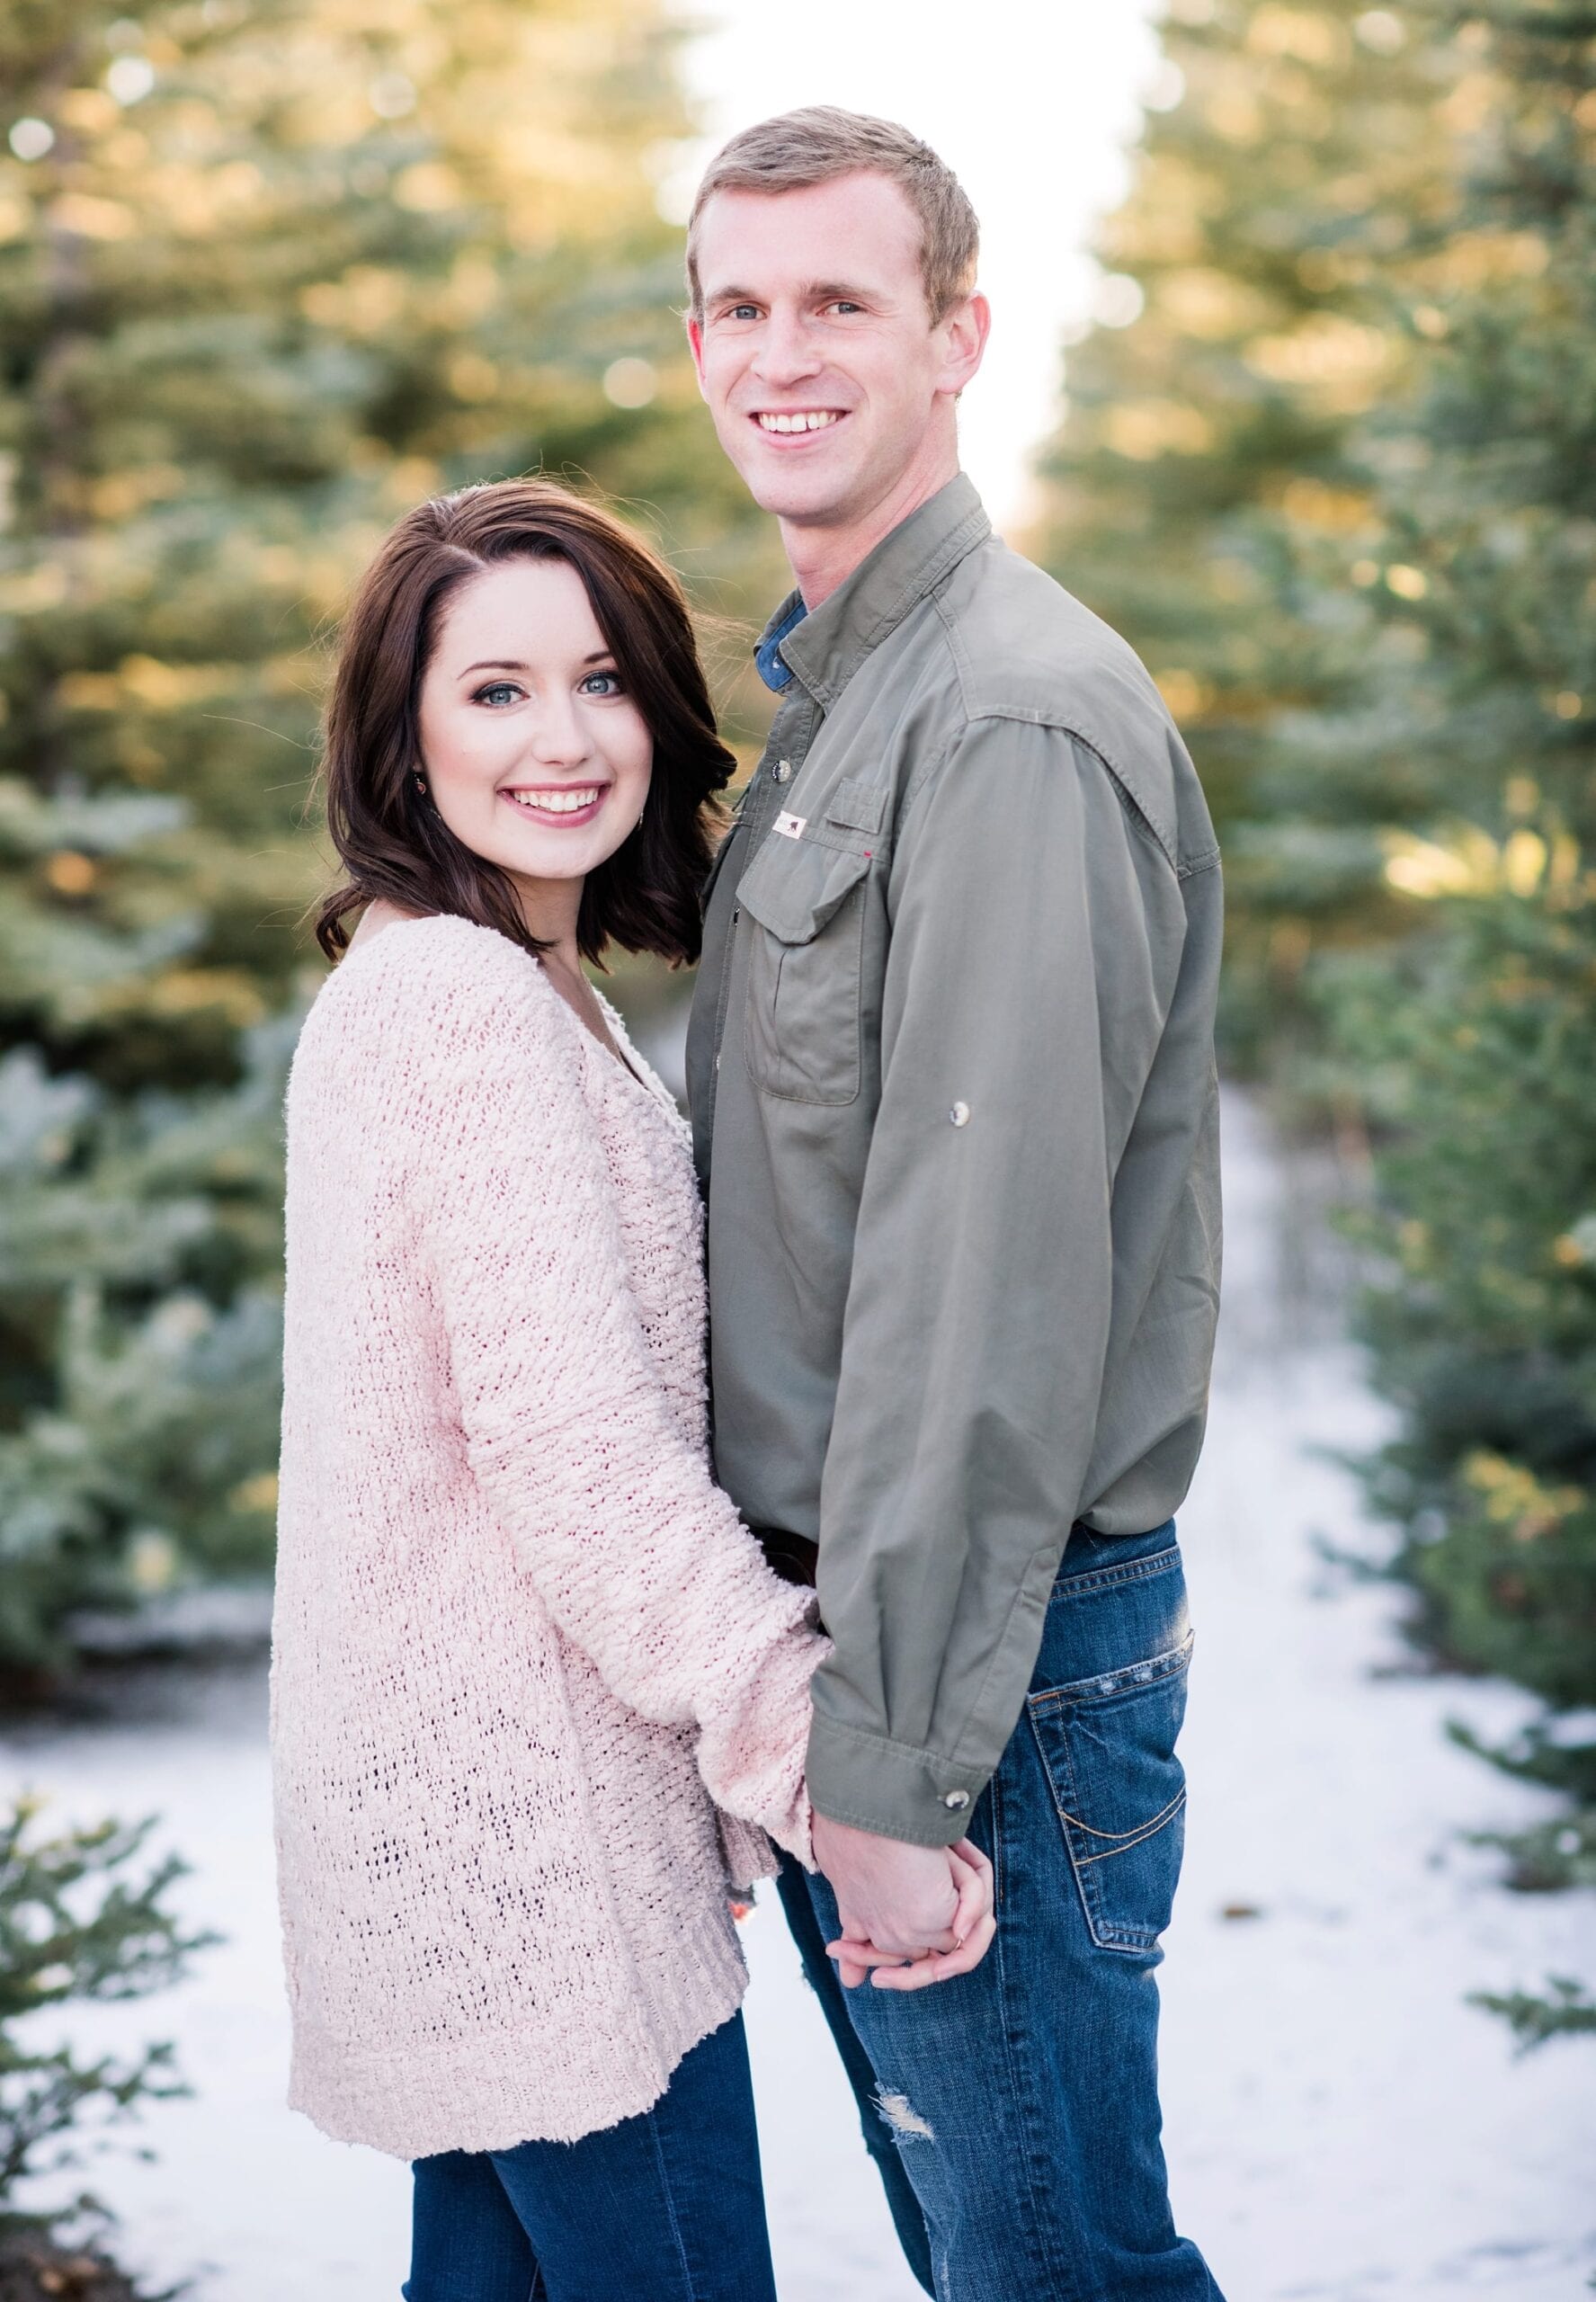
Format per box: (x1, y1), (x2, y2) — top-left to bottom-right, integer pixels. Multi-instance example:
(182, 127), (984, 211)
(738, 830), (873, 1106)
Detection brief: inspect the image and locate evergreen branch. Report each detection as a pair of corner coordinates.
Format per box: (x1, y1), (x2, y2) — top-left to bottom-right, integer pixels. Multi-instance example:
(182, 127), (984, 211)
(0, 1796), (213, 2232)
(1469, 1976), (1596, 2049)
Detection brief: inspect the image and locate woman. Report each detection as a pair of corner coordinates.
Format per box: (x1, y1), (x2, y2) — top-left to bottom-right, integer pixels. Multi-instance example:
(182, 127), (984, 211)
(271, 480), (860, 2302)
(273, 478), (993, 2297)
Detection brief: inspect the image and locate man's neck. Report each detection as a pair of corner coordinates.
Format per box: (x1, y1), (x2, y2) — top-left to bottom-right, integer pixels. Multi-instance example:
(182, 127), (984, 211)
(780, 443), (961, 611)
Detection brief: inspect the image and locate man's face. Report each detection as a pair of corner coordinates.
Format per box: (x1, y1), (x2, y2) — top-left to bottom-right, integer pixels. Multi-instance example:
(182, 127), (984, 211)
(688, 172), (980, 532)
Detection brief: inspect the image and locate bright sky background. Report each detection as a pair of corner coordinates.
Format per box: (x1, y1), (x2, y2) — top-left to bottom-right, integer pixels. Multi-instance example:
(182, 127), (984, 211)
(664, 0), (1172, 537)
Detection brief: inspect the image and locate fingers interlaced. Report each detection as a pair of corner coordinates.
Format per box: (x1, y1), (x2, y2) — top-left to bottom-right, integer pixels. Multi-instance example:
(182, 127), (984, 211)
(825, 1837), (997, 1990)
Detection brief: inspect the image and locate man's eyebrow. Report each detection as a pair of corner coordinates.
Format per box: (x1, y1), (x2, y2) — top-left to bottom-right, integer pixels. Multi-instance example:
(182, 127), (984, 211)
(703, 281), (878, 309)
(804, 280), (877, 304)
(457, 652), (612, 679)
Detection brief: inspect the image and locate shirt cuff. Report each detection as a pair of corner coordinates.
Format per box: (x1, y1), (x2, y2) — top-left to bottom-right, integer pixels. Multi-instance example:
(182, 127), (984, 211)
(804, 1709), (988, 1847)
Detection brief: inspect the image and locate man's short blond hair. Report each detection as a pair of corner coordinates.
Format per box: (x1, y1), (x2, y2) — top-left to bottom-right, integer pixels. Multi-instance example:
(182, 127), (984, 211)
(686, 106), (979, 324)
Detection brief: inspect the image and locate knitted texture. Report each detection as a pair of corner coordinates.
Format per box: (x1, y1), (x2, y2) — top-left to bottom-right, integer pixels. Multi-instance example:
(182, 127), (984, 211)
(271, 915), (823, 2158)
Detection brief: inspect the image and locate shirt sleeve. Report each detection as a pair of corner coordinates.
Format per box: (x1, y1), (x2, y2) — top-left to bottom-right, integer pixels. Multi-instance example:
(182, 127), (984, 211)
(804, 720), (1178, 1843)
(404, 939), (825, 1865)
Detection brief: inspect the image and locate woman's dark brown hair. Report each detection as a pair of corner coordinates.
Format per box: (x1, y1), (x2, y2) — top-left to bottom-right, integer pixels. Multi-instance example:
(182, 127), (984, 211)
(315, 479), (736, 967)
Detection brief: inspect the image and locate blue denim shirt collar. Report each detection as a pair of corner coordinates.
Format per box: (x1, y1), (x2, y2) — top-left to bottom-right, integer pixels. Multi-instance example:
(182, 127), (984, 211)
(753, 593), (807, 693)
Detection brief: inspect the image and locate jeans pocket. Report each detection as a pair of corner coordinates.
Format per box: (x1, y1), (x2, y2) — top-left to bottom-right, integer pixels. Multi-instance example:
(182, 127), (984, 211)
(1026, 1629), (1193, 1954)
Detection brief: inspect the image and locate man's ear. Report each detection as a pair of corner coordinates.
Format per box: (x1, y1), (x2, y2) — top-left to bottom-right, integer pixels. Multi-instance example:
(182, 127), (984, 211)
(685, 312), (709, 399)
(937, 291), (992, 400)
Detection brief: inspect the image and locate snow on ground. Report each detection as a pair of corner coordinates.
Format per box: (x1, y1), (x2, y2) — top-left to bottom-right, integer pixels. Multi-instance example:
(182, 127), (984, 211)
(1, 1093), (1592, 2300)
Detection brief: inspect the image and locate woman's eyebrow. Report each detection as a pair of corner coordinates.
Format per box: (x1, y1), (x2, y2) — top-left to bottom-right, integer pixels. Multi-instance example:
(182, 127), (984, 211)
(457, 652), (612, 678)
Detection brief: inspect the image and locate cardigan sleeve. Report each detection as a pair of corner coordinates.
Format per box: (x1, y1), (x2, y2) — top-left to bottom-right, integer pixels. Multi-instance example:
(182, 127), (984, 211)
(388, 927), (821, 1865)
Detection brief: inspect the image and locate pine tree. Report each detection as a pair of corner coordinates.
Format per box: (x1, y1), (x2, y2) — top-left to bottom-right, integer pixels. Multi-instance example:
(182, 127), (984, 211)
(1027, 0), (1463, 1060)
(1313, 1), (1596, 2027)
(0, 0), (766, 1678)
(0, 1791), (209, 2291)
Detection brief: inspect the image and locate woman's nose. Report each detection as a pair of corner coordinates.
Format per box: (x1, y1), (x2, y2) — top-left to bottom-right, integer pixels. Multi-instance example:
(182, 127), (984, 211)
(525, 696), (590, 765)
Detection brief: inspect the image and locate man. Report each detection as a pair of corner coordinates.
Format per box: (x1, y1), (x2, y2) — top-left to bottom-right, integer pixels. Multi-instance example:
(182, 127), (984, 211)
(683, 107), (1225, 2301)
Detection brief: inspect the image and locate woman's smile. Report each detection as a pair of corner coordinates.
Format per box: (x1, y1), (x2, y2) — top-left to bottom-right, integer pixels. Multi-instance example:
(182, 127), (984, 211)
(500, 781), (611, 827)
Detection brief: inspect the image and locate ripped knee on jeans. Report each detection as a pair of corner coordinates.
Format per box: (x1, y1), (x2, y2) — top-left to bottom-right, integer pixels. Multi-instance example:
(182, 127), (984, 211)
(874, 2088), (935, 2142)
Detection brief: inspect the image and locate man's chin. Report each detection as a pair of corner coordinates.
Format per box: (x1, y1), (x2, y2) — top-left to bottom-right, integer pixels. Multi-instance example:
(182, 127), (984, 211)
(718, 436), (859, 524)
(742, 468), (863, 526)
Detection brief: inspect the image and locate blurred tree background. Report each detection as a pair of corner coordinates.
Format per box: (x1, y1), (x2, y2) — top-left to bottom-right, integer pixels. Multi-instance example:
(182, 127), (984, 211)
(1033, 0), (1594, 2033)
(0, 0), (781, 1683)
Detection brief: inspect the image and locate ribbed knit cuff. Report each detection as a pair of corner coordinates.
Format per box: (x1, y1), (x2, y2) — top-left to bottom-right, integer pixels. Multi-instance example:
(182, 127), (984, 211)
(699, 1601), (825, 1870)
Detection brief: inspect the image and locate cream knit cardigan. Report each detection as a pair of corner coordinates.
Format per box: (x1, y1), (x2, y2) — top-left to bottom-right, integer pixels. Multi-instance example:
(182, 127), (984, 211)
(271, 914), (823, 2160)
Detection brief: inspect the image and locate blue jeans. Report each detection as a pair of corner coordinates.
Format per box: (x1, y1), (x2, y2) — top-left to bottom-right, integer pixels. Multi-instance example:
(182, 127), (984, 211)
(779, 1521), (1224, 2302)
(403, 2012), (776, 2302)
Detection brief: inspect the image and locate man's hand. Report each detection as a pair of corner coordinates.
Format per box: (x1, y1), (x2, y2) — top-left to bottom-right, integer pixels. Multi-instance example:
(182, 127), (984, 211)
(812, 1813), (996, 1989)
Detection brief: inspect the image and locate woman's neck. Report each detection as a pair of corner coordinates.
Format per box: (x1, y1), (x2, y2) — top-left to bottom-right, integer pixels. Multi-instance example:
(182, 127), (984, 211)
(512, 873), (583, 970)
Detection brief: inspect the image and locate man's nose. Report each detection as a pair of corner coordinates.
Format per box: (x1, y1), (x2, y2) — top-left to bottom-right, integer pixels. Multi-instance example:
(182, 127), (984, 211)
(751, 308), (822, 387)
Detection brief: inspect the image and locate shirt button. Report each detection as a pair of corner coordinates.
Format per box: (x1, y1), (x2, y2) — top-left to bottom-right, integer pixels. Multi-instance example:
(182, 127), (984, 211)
(941, 1789), (970, 1811)
(950, 1102), (971, 1127)
(732, 907), (741, 923)
(772, 759), (793, 784)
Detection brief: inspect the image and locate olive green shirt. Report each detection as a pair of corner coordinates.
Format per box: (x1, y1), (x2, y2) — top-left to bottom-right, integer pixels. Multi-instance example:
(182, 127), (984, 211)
(686, 475), (1223, 1846)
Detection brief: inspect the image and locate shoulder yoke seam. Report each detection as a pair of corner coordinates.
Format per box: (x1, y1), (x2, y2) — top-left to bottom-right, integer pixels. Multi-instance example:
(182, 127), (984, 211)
(952, 710), (1190, 877)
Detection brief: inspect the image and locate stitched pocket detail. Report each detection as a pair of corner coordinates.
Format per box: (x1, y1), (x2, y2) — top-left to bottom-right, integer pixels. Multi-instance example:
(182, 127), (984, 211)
(825, 776), (887, 835)
(739, 836), (871, 1105)
(1027, 1630), (1193, 1953)
(1047, 1540), (1180, 1606)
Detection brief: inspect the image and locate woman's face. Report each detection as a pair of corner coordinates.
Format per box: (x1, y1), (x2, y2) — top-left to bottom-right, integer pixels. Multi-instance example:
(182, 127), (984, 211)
(415, 556), (653, 906)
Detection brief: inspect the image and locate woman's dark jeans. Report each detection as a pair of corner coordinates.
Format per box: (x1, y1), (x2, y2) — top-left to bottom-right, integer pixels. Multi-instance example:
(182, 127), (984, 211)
(779, 1521), (1224, 2302)
(404, 2012), (776, 2302)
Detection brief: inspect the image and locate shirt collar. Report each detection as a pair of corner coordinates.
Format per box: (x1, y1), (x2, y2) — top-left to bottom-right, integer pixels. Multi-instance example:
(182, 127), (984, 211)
(750, 473), (992, 709)
(753, 593), (807, 692)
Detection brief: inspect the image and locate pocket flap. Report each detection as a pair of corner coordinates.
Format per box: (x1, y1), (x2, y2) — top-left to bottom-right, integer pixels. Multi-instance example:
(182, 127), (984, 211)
(825, 777), (887, 835)
(737, 832), (871, 945)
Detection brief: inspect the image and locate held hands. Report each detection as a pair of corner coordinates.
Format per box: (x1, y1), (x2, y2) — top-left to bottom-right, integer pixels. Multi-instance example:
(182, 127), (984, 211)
(810, 1813), (996, 1992)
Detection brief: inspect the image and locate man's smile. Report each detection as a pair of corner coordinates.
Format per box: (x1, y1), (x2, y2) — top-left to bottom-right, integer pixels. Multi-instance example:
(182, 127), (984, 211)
(753, 409), (848, 436)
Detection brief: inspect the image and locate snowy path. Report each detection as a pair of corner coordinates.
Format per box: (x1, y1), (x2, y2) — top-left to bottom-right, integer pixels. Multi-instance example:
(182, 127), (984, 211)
(1, 1095), (1591, 2299)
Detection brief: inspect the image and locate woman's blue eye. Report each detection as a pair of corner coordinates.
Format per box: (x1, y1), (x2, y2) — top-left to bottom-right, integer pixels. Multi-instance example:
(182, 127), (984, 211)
(580, 671), (623, 697)
(474, 682), (521, 708)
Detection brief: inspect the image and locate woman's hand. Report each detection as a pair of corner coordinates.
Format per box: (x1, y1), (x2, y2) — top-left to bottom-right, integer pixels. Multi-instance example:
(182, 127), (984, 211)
(824, 1837), (995, 1991)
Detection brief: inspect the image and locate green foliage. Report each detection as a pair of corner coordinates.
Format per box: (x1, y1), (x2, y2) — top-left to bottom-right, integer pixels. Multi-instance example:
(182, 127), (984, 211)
(0, 0), (771, 1677)
(1453, 1712), (1595, 1930)
(0, 1795), (210, 2238)
(1313, 2), (1596, 1948)
(1028, 0), (1463, 1061)
(1332, 889), (1596, 1710)
(1468, 1975), (1596, 2049)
